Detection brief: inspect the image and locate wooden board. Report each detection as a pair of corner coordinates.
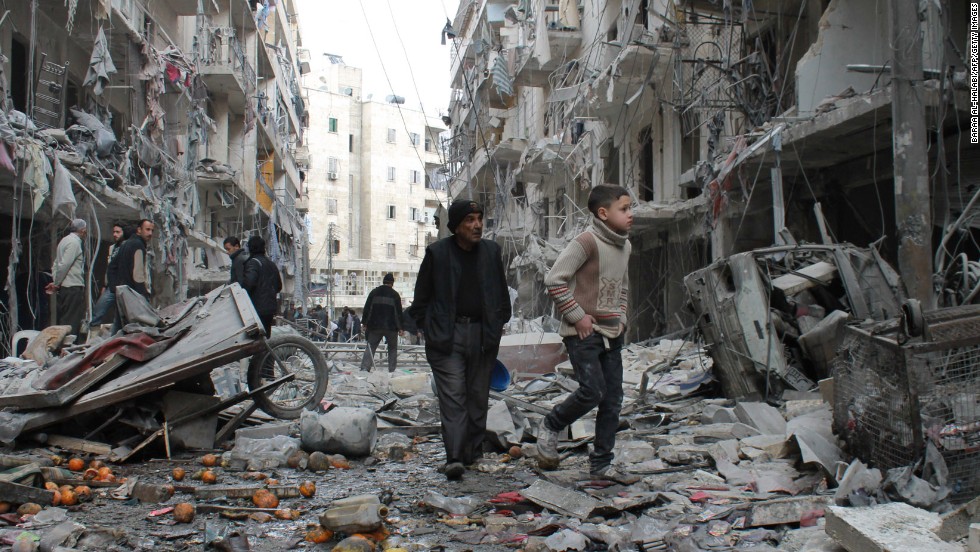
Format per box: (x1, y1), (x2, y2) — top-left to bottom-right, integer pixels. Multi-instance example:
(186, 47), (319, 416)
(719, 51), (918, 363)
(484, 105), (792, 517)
(0, 480), (55, 505)
(770, 261), (837, 296)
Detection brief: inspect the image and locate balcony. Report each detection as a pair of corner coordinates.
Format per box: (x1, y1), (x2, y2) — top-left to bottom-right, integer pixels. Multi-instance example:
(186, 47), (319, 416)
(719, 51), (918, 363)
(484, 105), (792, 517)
(199, 32), (256, 113)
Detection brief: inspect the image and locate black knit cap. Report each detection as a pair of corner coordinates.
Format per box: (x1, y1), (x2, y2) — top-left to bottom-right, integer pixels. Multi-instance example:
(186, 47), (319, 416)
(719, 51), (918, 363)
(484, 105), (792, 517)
(447, 199), (483, 233)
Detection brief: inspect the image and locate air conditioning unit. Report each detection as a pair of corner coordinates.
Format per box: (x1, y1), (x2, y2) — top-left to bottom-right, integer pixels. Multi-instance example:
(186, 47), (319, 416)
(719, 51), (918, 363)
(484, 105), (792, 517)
(328, 172), (338, 180)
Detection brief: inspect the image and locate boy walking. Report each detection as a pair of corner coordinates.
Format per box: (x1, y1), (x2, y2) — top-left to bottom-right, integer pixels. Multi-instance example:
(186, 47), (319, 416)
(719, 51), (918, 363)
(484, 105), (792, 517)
(537, 185), (638, 484)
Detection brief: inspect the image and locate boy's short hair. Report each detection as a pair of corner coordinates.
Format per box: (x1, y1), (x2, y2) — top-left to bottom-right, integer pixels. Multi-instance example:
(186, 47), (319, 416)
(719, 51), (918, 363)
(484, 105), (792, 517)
(587, 185), (630, 216)
(223, 236), (241, 248)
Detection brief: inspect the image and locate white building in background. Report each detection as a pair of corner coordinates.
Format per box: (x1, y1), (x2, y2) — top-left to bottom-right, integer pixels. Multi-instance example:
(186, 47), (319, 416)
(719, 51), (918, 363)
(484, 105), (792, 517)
(304, 55), (448, 315)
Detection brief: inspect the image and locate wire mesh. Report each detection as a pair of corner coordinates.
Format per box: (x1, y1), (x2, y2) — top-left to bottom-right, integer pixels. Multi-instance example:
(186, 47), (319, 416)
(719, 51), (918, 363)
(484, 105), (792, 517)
(833, 311), (980, 503)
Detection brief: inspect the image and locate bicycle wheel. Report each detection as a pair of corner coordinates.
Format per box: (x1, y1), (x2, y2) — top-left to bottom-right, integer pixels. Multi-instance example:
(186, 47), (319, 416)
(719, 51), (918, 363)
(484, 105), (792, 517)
(247, 334), (329, 419)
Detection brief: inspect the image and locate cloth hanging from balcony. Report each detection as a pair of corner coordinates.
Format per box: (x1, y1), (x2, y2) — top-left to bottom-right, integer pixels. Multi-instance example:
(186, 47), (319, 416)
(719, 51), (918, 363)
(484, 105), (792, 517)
(491, 54), (514, 99)
(22, 143), (51, 214)
(50, 158), (76, 220)
(83, 26), (117, 96)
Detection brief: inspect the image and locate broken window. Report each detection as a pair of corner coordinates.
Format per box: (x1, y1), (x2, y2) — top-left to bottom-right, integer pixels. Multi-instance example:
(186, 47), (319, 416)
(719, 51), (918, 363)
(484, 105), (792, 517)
(639, 126), (654, 201)
(409, 132), (420, 146)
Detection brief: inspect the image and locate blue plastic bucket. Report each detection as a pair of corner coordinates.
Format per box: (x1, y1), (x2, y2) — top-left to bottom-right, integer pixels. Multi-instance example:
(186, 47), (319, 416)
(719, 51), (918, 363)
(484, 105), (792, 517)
(490, 359), (511, 392)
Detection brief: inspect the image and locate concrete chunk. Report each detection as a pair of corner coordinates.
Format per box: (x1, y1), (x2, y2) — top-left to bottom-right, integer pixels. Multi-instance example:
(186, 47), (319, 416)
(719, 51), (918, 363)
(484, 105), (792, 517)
(969, 523), (979, 552)
(937, 495), (980, 541)
(735, 402), (787, 435)
(825, 503), (960, 552)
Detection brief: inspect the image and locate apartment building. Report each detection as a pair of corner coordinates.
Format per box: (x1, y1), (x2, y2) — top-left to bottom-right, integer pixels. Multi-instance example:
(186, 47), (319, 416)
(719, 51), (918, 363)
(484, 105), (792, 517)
(0, 0), (308, 352)
(304, 56), (448, 315)
(446, 0), (973, 340)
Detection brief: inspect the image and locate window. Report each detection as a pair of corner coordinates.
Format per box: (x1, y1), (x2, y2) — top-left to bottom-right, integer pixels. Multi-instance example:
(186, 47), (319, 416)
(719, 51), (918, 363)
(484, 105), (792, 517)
(386, 166), (396, 181)
(386, 243), (396, 258)
(410, 207), (420, 221)
(424, 136), (433, 152)
(387, 205), (396, 219)
(328, 157), (338, 172)
(327, 198), (337, 214)
(349, 134), (354, 152)
(409, 169), (420, 184)
(328, 118), (338, 133)
(331, 239), (340, 254)
(386, 128), (396, 143)
(409, 132), (420, 146)
(409, 244), (419, 257)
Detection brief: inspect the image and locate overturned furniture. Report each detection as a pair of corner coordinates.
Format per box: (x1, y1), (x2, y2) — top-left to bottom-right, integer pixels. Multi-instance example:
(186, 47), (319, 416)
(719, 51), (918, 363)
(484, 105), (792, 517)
(684, 243), (906, 399)
(833, 304), (980, 503)
(0, 285), (328, 457)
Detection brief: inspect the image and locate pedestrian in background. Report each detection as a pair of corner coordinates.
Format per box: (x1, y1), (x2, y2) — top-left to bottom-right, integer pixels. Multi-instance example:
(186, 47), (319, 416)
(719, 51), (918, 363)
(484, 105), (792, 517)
(409, 199), (511, 481)
(89, 222), (131, 330)
(223, 236), (248, 286)
(47, 218), (88, 336)
(243, 235), (282, 338)
(360, 273), (404, 371)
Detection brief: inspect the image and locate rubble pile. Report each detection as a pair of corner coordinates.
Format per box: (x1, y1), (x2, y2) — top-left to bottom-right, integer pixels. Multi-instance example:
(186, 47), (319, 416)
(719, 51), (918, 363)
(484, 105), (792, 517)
(1, 333), (974, 551)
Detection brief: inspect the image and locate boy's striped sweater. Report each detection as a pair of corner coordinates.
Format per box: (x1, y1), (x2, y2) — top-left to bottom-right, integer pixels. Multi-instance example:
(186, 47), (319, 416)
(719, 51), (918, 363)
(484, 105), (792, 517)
(544, 218), (630, 339)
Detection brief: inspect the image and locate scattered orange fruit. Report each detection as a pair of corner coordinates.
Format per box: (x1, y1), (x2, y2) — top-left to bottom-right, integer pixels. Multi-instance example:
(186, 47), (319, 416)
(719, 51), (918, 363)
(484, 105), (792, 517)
(174, 502), (195, 523)
(305, 527), (333, 543)
(50, 455), (64, 466)
(242, 472), (268, 481)
(329, 454), (350, 469)
(201, 470), (217, 484)
(60, 489), (78, 506)
(44, 482), (59, 491)
(16, 503), (41, 516)
(354, 526), (390, 542)
(265, 478), (280, 486)
(97, 466), (112, 478)
(275, 508), (301, 520)
(51, 490), (62, 506)
(59, 485), (73, 494)
(67, 458), (85, 472)
(299, 481), (316, 498)
(0, 502), (10, 514)
(82, 468), (98, 481)
(89, 460), (105, 471)
(172, 467), (186, 481)
(74, 485), (92, 502)
(201, 454), (218, 467)
(252, 488), (279, 509)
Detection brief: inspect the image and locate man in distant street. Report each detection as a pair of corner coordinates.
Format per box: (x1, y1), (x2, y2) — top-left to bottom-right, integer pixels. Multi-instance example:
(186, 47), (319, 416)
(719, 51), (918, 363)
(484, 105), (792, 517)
(243, 235), (282, 337)
(47, 218), (88, 336)
(360, 273), (404, 372)
(112, 218), (154, 330)
(223, 236), (248, 286)
(89, 222), (131, 330)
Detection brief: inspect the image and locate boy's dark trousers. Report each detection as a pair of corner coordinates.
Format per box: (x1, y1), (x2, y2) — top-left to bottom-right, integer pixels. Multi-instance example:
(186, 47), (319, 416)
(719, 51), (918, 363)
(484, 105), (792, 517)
(543, 332), (624, 472)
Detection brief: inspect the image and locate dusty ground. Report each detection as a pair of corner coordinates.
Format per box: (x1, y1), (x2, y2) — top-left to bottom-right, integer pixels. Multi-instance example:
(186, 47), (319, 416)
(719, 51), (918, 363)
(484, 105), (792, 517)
(56, 438), (539, 551)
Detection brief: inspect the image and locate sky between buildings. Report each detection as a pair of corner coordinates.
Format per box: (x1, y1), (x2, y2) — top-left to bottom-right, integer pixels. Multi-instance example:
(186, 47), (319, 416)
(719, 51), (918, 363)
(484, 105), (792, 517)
(294, 0), (461, 115)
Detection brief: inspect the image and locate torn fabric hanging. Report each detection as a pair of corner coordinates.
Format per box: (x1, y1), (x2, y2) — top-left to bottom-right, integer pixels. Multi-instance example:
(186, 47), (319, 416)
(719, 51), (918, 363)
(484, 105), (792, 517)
(83, 26), (117, 96)
(50, 158), (76, 220)
(491, 54), (514, 99)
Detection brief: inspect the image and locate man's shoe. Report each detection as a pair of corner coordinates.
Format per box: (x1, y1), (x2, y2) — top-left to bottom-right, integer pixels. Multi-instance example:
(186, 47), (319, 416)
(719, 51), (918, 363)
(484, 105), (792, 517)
(590, 466), (641, 485)
(537, 420), (560, 470)
(444, 462), (465, 481)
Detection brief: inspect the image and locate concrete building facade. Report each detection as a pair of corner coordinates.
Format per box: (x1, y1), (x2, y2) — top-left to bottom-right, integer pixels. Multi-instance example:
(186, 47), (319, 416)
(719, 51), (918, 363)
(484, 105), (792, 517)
(0, 0), (309, 352)
(446, 0), (974, 340)
(304, 57), (447, 314)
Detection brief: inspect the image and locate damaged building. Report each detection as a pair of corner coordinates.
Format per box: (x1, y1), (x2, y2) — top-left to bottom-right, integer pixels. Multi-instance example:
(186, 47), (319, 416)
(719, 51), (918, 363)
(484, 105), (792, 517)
(445, 0), (974, 387)
(0, 0), (310, 354)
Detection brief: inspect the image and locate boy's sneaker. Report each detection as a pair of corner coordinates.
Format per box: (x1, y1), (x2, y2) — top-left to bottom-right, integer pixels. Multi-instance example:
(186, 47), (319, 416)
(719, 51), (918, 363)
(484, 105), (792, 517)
(590, 466), (640, 485)
(537, 420), (560, 470)
(444, 462), (465, 481)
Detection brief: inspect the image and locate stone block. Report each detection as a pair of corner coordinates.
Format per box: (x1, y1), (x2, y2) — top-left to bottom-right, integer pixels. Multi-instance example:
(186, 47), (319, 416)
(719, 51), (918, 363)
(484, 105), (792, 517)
(734, 402), (787, 435)
(825, 503), (959, 552)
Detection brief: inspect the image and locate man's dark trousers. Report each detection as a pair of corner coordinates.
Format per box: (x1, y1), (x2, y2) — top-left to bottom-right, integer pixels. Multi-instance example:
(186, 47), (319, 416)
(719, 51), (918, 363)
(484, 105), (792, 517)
(360, 329), (399, 372)
(427, 321), (494, 465)
(58, 286), (86, 336)
(543, 333), (624, 472)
